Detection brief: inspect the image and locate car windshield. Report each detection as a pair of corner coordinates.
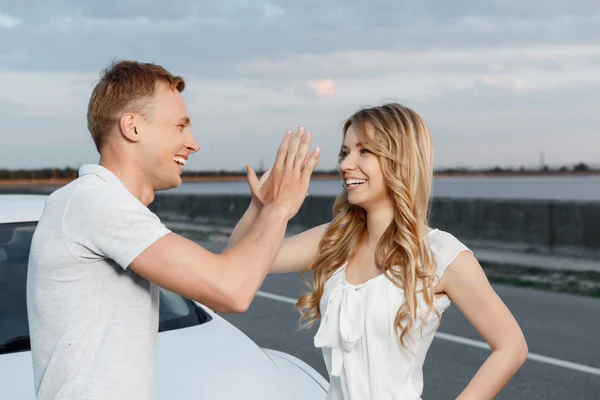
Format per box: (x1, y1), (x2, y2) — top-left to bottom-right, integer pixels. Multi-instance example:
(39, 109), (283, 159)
(0, 222), (211, 355)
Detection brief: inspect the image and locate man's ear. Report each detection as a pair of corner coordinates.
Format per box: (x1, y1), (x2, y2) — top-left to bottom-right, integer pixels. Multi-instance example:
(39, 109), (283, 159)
(119, 113), (140, 143)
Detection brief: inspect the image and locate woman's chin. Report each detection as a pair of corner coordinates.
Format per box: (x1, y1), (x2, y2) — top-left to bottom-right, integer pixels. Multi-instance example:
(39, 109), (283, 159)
(346, 192), (367, 207)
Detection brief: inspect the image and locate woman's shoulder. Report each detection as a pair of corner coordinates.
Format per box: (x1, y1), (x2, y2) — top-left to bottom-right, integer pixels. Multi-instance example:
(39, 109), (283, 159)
(426, 229), (473, 277)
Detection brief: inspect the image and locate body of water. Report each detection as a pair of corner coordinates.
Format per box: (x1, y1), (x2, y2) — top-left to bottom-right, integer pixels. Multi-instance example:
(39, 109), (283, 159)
(167, 175), (600, 202)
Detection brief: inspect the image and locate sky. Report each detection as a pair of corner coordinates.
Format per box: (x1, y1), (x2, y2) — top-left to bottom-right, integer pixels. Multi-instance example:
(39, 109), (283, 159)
(0, 1), (599, 172)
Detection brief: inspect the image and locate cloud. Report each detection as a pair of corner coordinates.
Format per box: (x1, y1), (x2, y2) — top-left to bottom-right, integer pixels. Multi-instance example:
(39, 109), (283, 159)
(1, 1), (600, 76)
(417, 79), (600, 113)
(402, 79), (600, 167)
(0, 10), (20, 28)
(308, 79), (336, 97)
(0, 0), (599, 170)
(0, 70), (94, 119)
(480, 76), (527, 94)
(262, 2), (286, 20)
(0, 99), (26, 117)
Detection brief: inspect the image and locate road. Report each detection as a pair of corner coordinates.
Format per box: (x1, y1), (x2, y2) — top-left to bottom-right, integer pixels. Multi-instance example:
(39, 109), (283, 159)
(200, 240), (600, 399)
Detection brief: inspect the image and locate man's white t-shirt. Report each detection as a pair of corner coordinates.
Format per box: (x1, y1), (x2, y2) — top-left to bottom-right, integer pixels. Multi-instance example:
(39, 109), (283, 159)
(27, 164), (171, 399)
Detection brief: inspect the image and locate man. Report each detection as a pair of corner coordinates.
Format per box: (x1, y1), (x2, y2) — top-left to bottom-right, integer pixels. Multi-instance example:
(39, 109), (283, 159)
(26, 60), (320, 399)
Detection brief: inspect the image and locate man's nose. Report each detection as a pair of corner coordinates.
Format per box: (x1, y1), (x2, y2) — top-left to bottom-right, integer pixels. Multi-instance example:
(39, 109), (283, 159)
(185, 131), (200, 153)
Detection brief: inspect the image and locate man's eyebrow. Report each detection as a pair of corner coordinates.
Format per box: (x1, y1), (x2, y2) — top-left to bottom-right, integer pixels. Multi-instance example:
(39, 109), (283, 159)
(177, 116), (191, 126)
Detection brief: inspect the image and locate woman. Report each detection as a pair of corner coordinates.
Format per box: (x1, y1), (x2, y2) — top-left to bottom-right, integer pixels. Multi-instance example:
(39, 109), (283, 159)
(230, 103), (528, 399)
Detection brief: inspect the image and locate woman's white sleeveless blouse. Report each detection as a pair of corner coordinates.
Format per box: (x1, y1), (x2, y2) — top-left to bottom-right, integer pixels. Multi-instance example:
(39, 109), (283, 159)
(314, 229), (472, 400)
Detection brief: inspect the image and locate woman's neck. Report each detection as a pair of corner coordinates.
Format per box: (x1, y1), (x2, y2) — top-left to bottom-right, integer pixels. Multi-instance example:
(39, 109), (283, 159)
(364, 203), (432, 246)
(365, 204), (395, 246)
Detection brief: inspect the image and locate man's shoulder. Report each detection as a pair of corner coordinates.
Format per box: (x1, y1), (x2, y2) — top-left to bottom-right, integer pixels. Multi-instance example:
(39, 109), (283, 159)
(39, 175), (103, 214)
(69, 175), (132, 204)
(53, 175), (147, 226)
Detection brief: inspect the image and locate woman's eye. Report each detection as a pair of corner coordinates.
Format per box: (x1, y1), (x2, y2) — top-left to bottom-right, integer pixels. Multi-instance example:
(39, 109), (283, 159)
(339, 151), (348, 159)
(360, 148), (372, 155)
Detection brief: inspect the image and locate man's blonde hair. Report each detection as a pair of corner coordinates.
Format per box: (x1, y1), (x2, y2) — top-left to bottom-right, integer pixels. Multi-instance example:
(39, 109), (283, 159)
(87, 60), (185, 151)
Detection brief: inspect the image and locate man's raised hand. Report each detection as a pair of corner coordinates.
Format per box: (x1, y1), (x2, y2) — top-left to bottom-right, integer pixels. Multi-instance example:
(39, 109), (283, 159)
(246, 127), (320, 219)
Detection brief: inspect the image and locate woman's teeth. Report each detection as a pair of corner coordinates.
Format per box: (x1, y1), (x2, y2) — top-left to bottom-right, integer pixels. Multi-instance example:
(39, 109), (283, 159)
(345, 179), (366, 186)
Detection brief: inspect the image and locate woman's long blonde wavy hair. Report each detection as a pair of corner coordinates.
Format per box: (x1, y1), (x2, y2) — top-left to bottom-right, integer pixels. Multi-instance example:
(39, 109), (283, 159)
(296, 103), (438, 347)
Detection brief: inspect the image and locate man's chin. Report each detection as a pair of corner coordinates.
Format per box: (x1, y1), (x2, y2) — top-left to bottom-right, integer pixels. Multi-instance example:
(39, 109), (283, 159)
(155, 176), (182, 192)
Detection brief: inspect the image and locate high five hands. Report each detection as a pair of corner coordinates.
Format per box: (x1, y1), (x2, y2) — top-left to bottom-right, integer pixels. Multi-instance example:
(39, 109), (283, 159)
(245, 127), (320, 220)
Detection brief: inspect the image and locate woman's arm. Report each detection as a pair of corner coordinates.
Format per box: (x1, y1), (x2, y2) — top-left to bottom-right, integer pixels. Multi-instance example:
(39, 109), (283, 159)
(438, 252), (528, 400)
(226, 198), (262, 250)
(269, 222), (329, 273)
(227, 198), (329, 273)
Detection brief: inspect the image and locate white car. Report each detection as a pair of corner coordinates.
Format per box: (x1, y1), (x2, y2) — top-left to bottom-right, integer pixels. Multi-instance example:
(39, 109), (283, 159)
(0, 194), (328, 399)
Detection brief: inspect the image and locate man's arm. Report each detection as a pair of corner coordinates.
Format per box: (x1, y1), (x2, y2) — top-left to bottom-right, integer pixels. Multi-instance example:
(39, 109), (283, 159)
(227, 128), (314, 251)
(130, 128), (320, 313)
(226, 199), (329, 273)
(226, 129), (329, 273)
(130, 203), (289, 313)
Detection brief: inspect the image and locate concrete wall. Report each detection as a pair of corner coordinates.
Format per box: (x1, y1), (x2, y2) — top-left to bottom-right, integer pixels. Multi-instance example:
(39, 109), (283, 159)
(2, 187), (598, 258)
(148, 194), (600, 258)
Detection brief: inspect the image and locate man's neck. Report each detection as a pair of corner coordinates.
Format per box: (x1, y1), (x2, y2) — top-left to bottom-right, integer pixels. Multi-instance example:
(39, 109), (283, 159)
(99, 154), (155, 206)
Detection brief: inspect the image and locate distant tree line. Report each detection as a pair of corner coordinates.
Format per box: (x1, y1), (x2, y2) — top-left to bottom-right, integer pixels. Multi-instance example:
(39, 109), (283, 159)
(0, 163), (596, 180)
(435, 162), (593, 175)
(0, 167), (79, 180)
(0, 167), (343, 180)
(179, 169), (342, 177)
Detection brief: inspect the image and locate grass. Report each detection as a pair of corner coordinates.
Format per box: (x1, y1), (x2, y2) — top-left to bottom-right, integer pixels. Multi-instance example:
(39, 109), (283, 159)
(481, 262), (600, 299)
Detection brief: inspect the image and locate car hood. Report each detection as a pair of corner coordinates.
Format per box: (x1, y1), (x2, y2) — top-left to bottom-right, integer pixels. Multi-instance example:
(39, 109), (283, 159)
(1, 306), (326, 400)
(155, 306), (326, 399)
